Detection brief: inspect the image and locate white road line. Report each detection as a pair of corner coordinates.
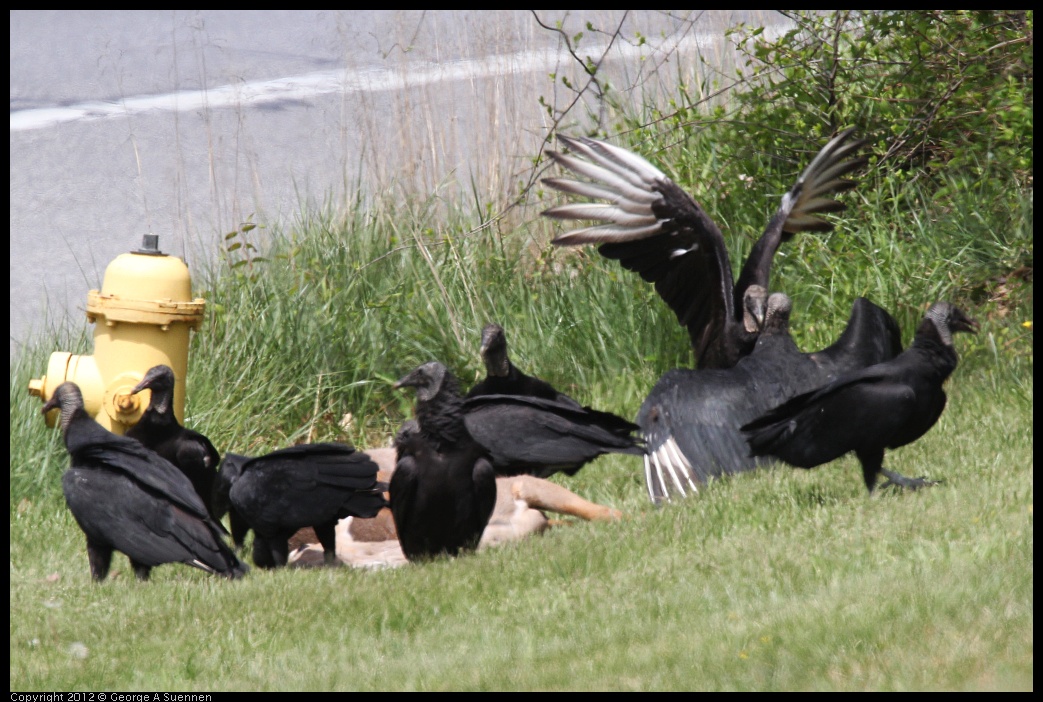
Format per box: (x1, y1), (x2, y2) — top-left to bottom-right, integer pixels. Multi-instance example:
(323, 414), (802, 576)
(11, 34), (735, 133)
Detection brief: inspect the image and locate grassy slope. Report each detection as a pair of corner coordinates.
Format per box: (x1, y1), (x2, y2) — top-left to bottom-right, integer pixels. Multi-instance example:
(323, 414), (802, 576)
(9, 132), (1033, 691)
(10, 375), (1033, 690)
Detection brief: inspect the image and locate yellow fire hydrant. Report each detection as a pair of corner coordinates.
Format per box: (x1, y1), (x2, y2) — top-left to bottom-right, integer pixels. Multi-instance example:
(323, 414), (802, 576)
(29, 235), (206, 433)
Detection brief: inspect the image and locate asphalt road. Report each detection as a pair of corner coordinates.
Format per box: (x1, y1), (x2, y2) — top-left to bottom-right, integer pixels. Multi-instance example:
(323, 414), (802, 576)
(10, 10), (776, 359)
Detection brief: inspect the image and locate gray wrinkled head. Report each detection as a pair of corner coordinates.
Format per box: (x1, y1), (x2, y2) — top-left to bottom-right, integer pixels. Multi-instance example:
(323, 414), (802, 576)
(924, 301), (980, 345)
(41, 382), (85, 432)
(479, 323), (509, 377)
(393, 361), (449, 403)
(761, 292), (792, 334)
(130, 364), (176, 414)
(742, 285), (769, 333)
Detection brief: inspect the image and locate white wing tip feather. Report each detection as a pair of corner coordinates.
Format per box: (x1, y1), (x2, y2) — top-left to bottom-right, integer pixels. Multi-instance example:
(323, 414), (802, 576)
(552, 221), (666, 246)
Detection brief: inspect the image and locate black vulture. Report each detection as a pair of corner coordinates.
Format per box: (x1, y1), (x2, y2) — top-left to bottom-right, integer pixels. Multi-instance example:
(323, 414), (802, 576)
(219, 443), (388, 568)
(639, 294), (903, 503)
(391, 362), (497, 560)
(463, 322), (644, 478)
(466, 322), (582, 407)
(742, 301), (979, 492)
(542, 128), (867, 370)
(127, 364), (221, 520)
(540, 130), (908, 502)
(43, 382), (247, 581)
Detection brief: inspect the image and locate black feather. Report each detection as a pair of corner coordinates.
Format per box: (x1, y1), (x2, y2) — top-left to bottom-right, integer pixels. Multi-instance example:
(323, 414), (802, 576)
(222, 442), (387, 568)
(391, 362), (497, 561)
(742, 302), (978, 492)
(43, 382), (247, 582)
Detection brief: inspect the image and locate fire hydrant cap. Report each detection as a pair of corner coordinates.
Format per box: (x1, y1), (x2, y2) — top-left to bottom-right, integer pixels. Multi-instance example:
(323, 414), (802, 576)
(98, 251), (194, 301)
(86, 251), (205, 328)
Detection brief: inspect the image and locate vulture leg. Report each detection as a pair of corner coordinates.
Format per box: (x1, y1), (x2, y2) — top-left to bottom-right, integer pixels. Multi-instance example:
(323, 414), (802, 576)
(270, 538), (290, 568)
(252, 536), (278, 569)
(86, 539), (114, 582)
(130, 559), (153, 581)
(878, 469), (941, 491)
(858, 448), (885, 493)
(229, 509), (250, 552)
(314, 522), (339, 566)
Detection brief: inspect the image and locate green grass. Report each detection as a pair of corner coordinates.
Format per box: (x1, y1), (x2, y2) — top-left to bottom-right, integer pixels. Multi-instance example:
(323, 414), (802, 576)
(9, 375), (1033, 690)
(9, 122), (1032, 691)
